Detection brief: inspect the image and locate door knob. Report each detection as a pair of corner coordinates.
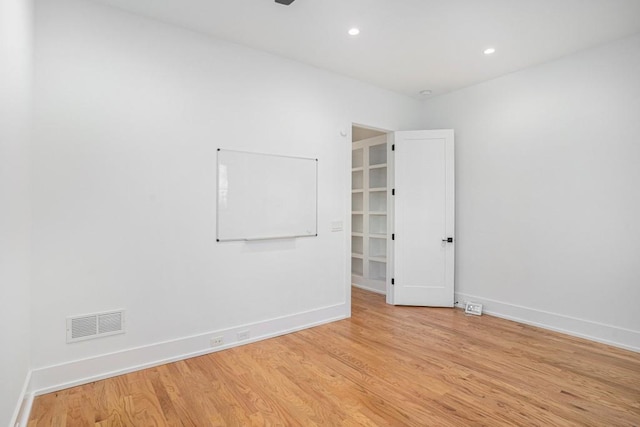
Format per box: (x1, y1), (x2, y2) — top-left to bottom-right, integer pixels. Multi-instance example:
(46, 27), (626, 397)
(442, 237), (453, 243)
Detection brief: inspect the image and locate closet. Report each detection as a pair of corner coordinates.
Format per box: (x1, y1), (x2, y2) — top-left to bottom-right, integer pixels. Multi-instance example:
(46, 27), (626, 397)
(351, 134), (390, 294)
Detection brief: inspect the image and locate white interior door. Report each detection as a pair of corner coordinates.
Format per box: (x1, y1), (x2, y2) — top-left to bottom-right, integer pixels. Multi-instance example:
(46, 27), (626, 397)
(392, 130), (454, 306)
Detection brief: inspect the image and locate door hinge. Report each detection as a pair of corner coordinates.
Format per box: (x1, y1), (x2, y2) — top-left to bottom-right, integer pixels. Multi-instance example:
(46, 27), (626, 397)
(392, 233), (395, 240)
(392, 188), (395, 196)
(391, 278), (395, 285)
(391, 144), (395, 151)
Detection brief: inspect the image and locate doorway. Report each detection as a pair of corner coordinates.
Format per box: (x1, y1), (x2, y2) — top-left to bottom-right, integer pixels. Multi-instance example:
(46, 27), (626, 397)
(349, 126), (456, 308)
(350, 125), (392, 297)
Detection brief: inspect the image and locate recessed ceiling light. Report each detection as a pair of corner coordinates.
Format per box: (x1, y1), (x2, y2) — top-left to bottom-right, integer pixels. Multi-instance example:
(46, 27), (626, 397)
(348, 28), (360, 36)
(483, 47), (496, 55)
(419, 89), (432, 96)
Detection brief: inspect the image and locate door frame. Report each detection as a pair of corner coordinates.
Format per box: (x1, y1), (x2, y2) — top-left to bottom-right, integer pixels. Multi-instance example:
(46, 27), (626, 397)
(347, 126), (455, 308)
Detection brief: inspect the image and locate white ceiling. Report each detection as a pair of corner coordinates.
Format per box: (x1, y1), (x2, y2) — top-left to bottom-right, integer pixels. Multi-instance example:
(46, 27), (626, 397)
(91, 0), (640, 98)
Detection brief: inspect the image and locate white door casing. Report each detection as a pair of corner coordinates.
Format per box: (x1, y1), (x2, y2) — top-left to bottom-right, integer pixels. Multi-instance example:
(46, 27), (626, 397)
(392, 130), (454, 307)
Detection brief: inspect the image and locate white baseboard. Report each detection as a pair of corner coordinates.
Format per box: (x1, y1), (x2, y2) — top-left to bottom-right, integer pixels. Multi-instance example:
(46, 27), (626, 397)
(29, 302), (348, 396)
(9, 370), (33, 427)
(352, 283), (386, 295)
(455, 292), (640, 353)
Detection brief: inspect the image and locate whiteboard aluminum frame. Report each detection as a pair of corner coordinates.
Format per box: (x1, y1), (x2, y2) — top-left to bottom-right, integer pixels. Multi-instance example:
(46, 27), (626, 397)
(216, 148), (318, 242)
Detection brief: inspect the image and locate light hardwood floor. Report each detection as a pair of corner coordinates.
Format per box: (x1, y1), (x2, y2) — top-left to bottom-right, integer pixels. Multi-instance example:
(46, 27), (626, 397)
(29, 287), (640, 426)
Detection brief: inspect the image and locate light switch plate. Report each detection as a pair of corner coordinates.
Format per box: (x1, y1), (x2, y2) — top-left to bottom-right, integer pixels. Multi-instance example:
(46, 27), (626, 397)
(331, 221), (343, 231)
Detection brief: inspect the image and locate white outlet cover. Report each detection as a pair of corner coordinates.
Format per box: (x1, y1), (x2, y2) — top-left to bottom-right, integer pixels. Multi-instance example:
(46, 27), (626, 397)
(465, 302), (483, 316)
(210, 336), (224, 347)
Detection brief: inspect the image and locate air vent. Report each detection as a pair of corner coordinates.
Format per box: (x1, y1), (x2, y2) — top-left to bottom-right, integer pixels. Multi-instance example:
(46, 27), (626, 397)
(67, 310), (125, 343)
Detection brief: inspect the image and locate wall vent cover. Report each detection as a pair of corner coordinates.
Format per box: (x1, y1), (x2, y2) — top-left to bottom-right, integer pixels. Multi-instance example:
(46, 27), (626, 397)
(67, 310), (125, 343)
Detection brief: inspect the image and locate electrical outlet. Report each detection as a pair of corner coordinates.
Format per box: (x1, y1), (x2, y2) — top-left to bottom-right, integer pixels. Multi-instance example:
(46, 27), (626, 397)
(465, 302), (483, 316)
(237, 330), (250, 341)
(210, 336), (224, 347)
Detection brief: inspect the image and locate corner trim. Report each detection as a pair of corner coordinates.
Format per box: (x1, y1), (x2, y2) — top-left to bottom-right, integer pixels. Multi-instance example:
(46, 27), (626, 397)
(455, 292), (639, 353)
(10, 370), (33, 427)
(30, 302), (348, 396)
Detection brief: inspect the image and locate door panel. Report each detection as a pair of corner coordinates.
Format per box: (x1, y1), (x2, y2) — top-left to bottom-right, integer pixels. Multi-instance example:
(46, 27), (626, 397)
(393, 130), (454, 307)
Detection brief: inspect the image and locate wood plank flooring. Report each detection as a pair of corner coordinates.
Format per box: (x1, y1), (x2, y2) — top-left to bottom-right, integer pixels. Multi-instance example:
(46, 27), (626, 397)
(29, 287), (640, 426)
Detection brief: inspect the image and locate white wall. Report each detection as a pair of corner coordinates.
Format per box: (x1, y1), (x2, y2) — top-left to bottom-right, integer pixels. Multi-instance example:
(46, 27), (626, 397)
(30, 0), (422, 391)
(24, 0), (639, 406)
(422, 34), (640, 350)
(0, 0), (32, 424)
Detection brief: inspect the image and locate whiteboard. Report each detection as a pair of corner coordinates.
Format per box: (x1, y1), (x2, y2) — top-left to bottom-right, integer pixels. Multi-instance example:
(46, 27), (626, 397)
(216, 149), (318, 241)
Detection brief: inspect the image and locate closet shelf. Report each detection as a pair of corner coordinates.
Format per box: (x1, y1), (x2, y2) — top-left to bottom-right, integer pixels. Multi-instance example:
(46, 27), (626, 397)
(369, 163), (387, 169)
(351, 136), (389, 286)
